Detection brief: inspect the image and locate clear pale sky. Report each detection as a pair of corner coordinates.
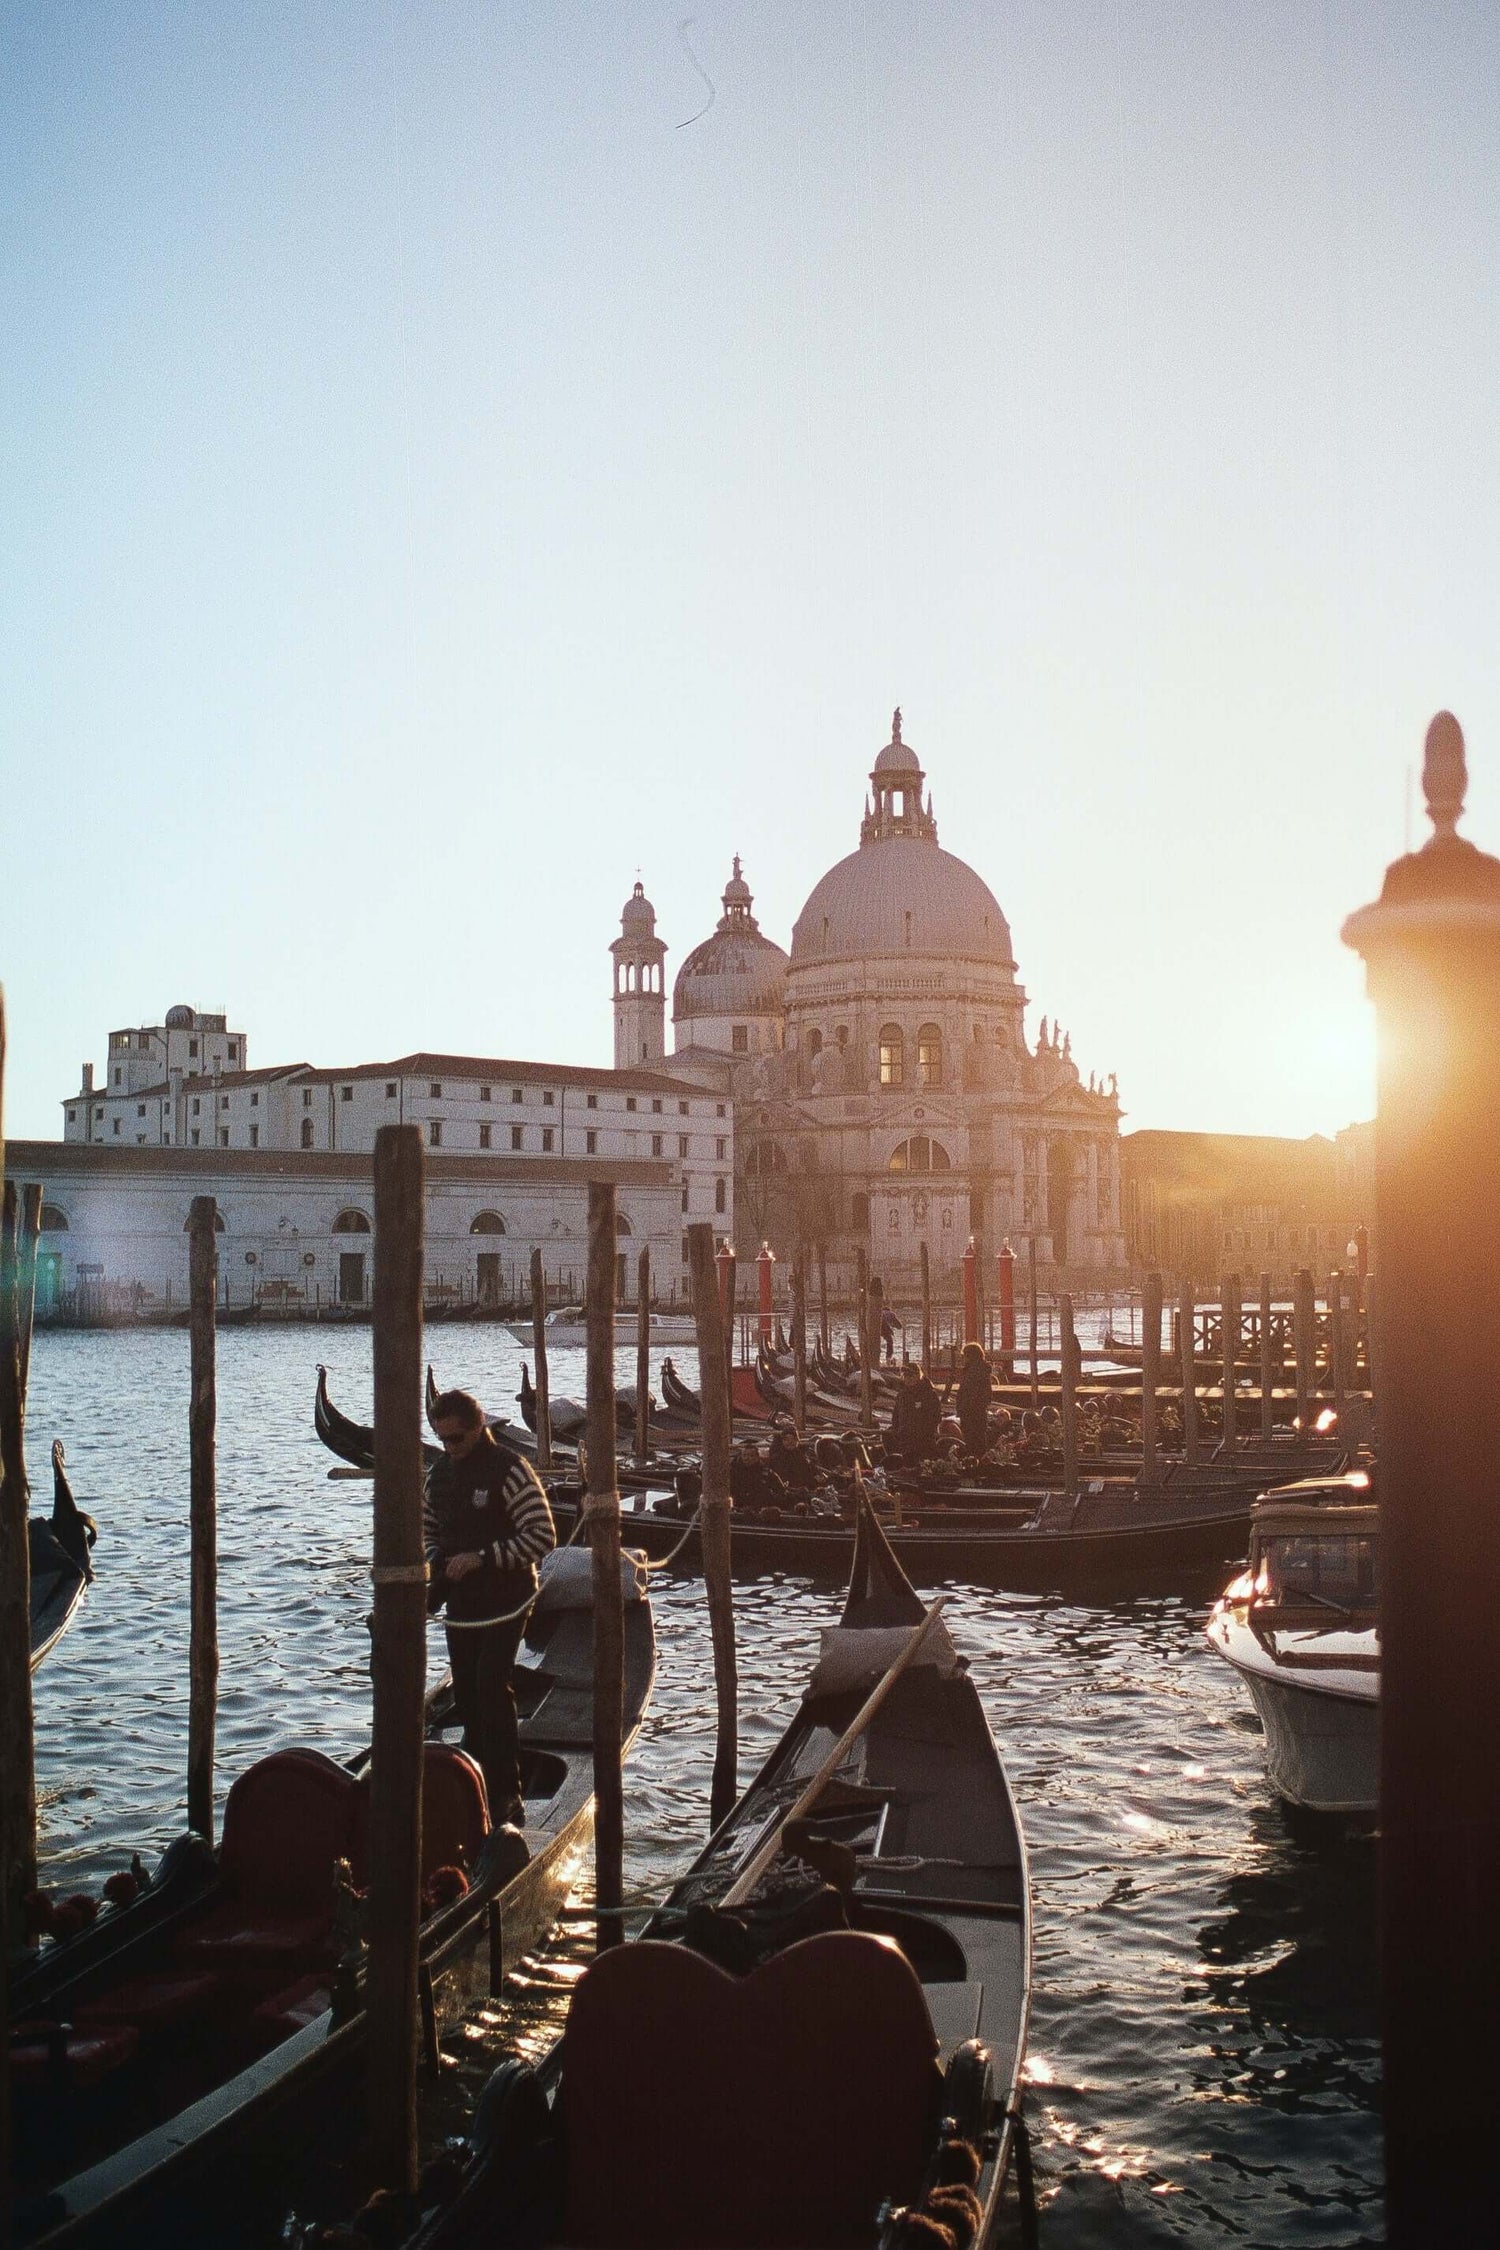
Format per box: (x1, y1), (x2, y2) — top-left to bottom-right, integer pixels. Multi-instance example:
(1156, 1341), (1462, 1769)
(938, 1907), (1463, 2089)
(5, 1), (1499, 1143)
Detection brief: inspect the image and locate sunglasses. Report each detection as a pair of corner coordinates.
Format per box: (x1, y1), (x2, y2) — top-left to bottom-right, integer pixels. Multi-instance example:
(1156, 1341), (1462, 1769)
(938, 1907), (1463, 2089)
(436, 1429), (472, 1449)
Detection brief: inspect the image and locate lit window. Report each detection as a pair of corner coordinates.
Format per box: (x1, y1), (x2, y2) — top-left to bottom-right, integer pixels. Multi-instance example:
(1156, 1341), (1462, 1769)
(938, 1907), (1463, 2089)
(917, 1025), (942, 1087)
(879, 1024), (904, 1087)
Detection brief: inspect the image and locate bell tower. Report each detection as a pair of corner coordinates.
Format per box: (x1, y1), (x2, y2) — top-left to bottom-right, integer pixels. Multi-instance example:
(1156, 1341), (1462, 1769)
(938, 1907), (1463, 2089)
(611, 881), (667, 1067)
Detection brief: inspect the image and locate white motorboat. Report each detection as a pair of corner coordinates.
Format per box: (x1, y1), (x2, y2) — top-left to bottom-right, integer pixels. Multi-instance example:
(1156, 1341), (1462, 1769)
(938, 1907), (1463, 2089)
(1205, 1474), (1378, 1814)
(501, 1305), (702, 1346)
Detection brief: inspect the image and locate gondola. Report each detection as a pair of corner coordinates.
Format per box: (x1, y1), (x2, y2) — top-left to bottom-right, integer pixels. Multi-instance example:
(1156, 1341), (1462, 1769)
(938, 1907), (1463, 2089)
(659, 1356), (700, 1417)
(395, 1500), (1032, 2250)
(11, 1547), (656, 2249)
(29, 1443), (97, 1671)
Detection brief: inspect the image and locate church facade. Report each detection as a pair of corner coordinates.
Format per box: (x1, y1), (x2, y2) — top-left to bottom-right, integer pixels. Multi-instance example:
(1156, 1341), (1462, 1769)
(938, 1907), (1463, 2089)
(612, 712), (1127, 1291)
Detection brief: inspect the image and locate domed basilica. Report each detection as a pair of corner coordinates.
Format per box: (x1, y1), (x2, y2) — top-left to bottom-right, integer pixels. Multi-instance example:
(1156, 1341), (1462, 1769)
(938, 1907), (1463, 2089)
(611, 712), (1126, 1286)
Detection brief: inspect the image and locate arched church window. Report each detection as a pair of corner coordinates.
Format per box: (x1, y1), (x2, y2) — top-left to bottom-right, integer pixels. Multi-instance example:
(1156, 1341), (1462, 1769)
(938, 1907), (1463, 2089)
(917, 1025), (942, 1086)
(616, 1212), (632, 1236)
(300, 1118), (314, 1149)
(887, 1138), (952, 1175)
(470, 1211), (507, 1235)
(332, 1209), (371, 1234)
(879, 1025), (904, 1088)
(40, 1204), (69, 1232)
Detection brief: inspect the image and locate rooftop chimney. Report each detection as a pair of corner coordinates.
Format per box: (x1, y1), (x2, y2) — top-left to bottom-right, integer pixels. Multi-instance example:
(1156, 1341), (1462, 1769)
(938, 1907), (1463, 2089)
(82, 1062), (94, 1094)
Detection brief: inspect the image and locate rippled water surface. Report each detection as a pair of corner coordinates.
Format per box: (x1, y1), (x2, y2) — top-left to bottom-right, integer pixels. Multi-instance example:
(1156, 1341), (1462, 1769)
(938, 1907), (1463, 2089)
(27, 1326), (1381, 2246)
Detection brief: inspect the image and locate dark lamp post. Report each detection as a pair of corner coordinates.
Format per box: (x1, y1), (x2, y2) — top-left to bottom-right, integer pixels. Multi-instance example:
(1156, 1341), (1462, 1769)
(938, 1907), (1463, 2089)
(1342, 711), (1500, 2247)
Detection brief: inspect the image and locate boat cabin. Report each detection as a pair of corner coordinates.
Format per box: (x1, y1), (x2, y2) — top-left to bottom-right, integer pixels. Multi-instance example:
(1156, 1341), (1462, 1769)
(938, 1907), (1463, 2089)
(1249, 1497), (1377, 1627)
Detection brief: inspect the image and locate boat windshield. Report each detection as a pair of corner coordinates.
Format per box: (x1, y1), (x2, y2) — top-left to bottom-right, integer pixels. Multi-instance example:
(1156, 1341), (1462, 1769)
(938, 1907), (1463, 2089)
(1257, 1532), (1376, 1612)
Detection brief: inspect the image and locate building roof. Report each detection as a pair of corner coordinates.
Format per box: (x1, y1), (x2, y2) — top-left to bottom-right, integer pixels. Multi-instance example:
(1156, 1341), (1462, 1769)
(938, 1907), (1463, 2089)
(69, 1063), (309, 1104)
(74, 1054), (718, 1104)
(8, 1140), (675, 1188)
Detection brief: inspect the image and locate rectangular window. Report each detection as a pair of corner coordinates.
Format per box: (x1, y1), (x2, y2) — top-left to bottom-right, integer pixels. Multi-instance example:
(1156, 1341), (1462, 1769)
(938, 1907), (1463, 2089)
(512, 1088), (523, 1103)
(137, 1103), (146, 1117)
(249, 1123), (259, 1148)
(480, 1085), (491, 1101)
(479, 1122), (492, 1150)
(250, 1091), (259, 1107)
(586, 1128), (598, 1155)
(189, 1039), (199, 1058)
(716, 1137), (727, 1160)
(678, 1135), (689, 1157)
(716, 1103), (726, 1117)
(227, 1043), (238, 1062)
(191, 1098), (200, 1116)
(587, 1093), (598, 1110)
(112, 1118), (121, 1135)
(511, 1125), (524, 1151)
(341, 1086), (353, 1102)
(541, 1127), (554, 1152)
(626, 1097), (637, 1113)
(430, 1082), (442, 1098)
(651, 1134), (663, 1156)
(731, 1026), (749, 1053)
(94, 1106), (103, 1120)
(221, 1094), (230, 1110)
(429, 1120), (442, 1147)
(114, 1067), (122, 1085)
(218, 1128), (228, 1147)
(715, 1177), (726, 1214)
(385, 1081), (397, 1098)
(67, 1108), (76, 1124)
(651, 1098), (662, 1114)
(679, 1101), (689, 1115)
(681, 1185), (689, 1212)
(302, 1088), (312, 1107)
(543, 1090), (554, 1107)
(191, 1129), (200, 1146)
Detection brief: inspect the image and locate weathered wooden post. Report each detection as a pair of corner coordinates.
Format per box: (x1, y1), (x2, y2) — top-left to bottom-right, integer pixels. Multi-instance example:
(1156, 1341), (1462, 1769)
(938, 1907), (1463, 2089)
(817, 1239), (830, 1357)
(961, 1235), (978, 1344)
(868, 1272), (885, 1378)
(997, 1240), (1016, 1378)
(1220, 1273), (1241, 1452)
(855, 1246), (873, 1427)
(367, 1126), (426, 2190)
(791, 1254), (807, 1435)
(1027, 1235), (1040, 1409)
(633, 1246), (651, 1469)
(187, 1196), (220, 1845)
(688, 1223), (738, 1830)
(586, 1186), (625, 1951)
(919, 1238), (932, 1373)
(0, 1001), (22, 2239)
(756, 1240), (775, 1347)
(1178, 1281), (1199, 1464)
(15, 1185), (40, 1404)
(1140, 1270), (1162, 1484)
(530, 1248), (552, 1471)
(716, 1238), (736, 1402)
(1342, 710), (1500, 2242)
(1258, 1272), (1275, 1439)
(1328, 1268), (1349, 1420)
(1293, 1267), (1316, 1427)
(1060, 1293), (1080, 1497)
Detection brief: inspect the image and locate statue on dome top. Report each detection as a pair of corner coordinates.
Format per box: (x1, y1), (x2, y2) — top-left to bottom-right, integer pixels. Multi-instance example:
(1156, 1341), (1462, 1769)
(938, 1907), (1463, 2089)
(891, 706), (903, 742)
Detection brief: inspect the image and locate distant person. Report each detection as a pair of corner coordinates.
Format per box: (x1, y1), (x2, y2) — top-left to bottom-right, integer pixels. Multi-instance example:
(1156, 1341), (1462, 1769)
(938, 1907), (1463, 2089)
(879, 1306), (902, 1363)
(888, 1362), (942, 1464)
(730, 1442), (775, 1509)
(424, 1388), (555, 1828)
(767, 1423), (815, 1494)
(956, 1341), (993, 1457)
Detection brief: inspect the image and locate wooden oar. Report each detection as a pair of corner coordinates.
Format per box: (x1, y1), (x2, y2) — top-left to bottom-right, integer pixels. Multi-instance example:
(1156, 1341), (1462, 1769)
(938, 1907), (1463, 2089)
(720, 1596), (947, 1909)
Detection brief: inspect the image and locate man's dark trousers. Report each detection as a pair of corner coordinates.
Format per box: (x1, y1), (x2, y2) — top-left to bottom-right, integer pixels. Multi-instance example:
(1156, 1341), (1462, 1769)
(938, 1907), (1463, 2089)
(446, 1610), (530, 1817)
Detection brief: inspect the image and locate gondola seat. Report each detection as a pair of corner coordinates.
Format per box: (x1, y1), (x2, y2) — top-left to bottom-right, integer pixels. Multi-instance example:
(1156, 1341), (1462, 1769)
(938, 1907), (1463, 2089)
(558, 1931), (941, 2249)
(251, 1973), (333, 2043)
(176, 1749), (358, 1977)
(74, 1969), (223, 2034)
(10, 2020), (139, 2091)
(347, 1743), (489, 1890)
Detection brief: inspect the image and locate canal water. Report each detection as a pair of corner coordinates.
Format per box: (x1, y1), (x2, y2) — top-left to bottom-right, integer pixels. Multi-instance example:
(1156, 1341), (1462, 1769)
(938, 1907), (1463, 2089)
(26, 1325), (1380, 2247)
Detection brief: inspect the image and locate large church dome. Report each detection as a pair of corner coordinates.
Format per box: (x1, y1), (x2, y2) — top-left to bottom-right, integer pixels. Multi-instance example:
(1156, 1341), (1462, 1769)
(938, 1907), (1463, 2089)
(673, 858), (789, 1027)
(790, 712), (1015, 969)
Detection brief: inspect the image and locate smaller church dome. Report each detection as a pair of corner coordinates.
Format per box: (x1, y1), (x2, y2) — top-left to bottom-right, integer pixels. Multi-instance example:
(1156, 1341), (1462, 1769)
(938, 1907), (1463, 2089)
(165, 1004), (194, 1029)
(673, 858), (789, 1027)
(619, 881), (656, 932)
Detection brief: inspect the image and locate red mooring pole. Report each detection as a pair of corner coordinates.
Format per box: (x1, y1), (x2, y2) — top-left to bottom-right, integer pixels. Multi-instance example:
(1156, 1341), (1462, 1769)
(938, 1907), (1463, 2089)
(1343, 711), (1500, 2246)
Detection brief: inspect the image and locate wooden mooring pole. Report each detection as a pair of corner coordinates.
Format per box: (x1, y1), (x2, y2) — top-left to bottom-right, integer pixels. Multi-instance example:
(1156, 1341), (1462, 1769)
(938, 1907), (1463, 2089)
(1027, 1236), (1040, 1410)
(633, 1246), (651, 1469)
(367, 1126), (426, 2191)
(1259, 1272), (1275, 1439)
(1140, 1270), (1162, 1485)
(530, 1248), (552, 1471)
(0, 1002), (23, 2244)
(817, 1240), (830, 1358)
(868, 1272), (885, 1382)
(1178, 1282), (1199, 1463)
(688, 1223), (738, 1831)
(791, 1254), (807, 1436)
(856, 1246), (872, 1427)
(1060, 1294), (1080, 1498)
(919, 1239), (931, 1374)
(585, 1185), (625, 1951)
(1221, 1273), (1240, 1452)
(187, 1196), (219, 1845)
(1343, 710), (1500, 2241)
(1293, 1267), (1315, 1427)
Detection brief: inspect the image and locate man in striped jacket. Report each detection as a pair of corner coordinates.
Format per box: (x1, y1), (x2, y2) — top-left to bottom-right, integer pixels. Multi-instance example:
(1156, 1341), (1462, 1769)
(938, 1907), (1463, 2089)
(424, 1388), (556, 1829)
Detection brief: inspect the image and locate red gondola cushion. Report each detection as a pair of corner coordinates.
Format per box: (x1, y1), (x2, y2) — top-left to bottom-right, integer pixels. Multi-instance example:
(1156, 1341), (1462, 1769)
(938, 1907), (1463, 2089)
(216, 1749), (360, 1915)
(559, 1932), (941, 2249)
(10, 2022), (139, 2090)
(175, 1906), (332, 1973)
(74, 1970), (222, 2031)
(251, 1974), (333, 2042)
(346, 1743), (489, 1891)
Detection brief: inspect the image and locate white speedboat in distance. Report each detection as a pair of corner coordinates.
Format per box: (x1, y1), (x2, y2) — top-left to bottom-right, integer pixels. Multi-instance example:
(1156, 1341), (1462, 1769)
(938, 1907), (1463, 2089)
(501, 1306), (702, 1346)
(1205, 1474), (1378, 1815)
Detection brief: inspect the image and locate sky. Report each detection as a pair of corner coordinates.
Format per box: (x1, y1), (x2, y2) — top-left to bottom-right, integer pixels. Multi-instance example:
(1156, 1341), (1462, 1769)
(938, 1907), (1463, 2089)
(4, 0), (1499, 1144)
